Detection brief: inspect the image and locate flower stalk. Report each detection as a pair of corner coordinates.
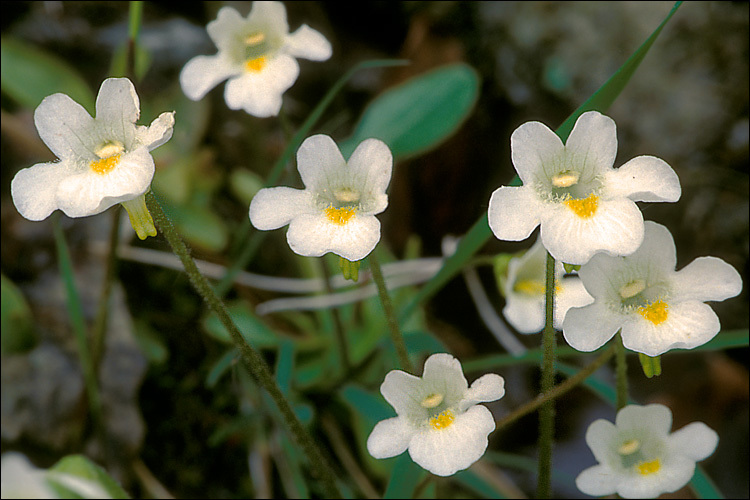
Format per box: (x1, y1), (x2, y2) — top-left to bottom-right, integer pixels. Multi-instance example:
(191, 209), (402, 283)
(537, 250), (557, 499)
(145, 191), (341, 499)
(615, 332), (629, 409)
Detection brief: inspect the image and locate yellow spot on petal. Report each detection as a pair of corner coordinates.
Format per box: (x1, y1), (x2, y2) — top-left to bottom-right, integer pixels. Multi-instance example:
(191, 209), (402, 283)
(618, 439), (641, 455)
(552, 170), (580, 188)
(421, 393), (444, 409)
(619, 279), (646, 299)
(638, 300), (669, 325)
(429, 410), (454, 430)
(89, 154), (121, 175)
(514, 279), (546, 296)
(637, 459), (661, 475)
(563, 193), (598, 218)
(325, 205), (356, 225)
(245, 56), (266, 72)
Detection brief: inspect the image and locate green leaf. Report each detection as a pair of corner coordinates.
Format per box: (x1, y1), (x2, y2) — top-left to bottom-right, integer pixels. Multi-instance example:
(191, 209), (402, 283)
(1, 37), (94, 112)
(400, 2), (683, 322)
(341, 63), (479, 160)
(48, 455), (129, 499)
(205, 348), (238, 388)
(383, 453), (426, 499)
(454, 468), (508, 498)
(202, 302), (279, 348)
(1, 274), (36, 355)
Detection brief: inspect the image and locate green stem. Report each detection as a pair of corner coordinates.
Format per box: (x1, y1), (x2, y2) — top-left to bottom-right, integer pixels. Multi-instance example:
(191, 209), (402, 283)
(369, 252), (413, 373)
(319, 257), (351, 373)
(615, 332), (628, 410)
(537, 251), (556, 499)
(91, 207), (121, 367)
(496, 344), (616, 430)
(53, 216), (102, 428)
(126, 1), (143, 81)
(145, 192), (341, 499)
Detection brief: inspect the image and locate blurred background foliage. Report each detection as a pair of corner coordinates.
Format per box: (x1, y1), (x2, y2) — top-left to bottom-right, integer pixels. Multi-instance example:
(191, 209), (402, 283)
(1, 2), (747, 498)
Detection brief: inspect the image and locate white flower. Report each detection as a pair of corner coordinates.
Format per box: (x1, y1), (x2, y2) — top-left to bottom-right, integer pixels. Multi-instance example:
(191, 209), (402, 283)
(502, 238), (593, 334)
(488, 111), (681, 265)
(10, 77), (175, 239)
(249, 134), (392, 261)
(366, 353), (505, 477)
(576, 404), (718, 499)
(563, 221), (742, 356)
(180, 2), (332, 117)
(1, 453), (112, 499)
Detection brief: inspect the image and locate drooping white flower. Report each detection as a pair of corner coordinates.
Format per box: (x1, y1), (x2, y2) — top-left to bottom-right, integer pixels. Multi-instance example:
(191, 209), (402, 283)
(502, 238), (593, 334)
(488, 111), (681, 265)
(180, 2), (332, 117)
(366, 353), (505, 477)
(562, 221), (743, 356)
(10, 78), (174, 239)
(249, 134), (392, 261)
(576, 404), (718, 499)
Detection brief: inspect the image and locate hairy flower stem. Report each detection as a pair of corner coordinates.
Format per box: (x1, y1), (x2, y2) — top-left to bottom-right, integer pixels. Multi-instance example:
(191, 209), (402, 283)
(537, 251), (557, 499)
(615, 332), (629, 410)
(369, 252), (413, 373)
(496, 344), (616, 429)
(146, 192), (341, 499)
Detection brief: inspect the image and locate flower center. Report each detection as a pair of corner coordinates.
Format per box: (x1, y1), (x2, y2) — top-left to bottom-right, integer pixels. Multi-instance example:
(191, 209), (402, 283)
(638, 300), (669, 325)
(552, 170), (580, 188)
(563, 193), (598, 218)
(429, 410), (454, 430)
(637, 459), (661, 476)
(619, 279), (646, 299)
(90, 141), (125, 175)
(325, 205), (356, 225)
(420, 393), (444, 409)
(244, 31), (270, 72)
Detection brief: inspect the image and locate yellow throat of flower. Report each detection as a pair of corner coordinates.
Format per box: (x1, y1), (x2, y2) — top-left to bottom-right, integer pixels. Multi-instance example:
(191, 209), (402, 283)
(429, 410), (455, 430)
(563, 193), (599, 218)
(638, 300), (669, 325)
(325, 205), (356, 225)
(637, 459), (661, 475)
(90, 141), (125, 175)
(244, 32), (268, 72)
(245, 56), (267, 72)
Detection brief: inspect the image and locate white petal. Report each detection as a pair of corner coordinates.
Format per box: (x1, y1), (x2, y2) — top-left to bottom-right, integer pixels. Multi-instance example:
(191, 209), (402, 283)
(605, 155), (681, 202)
(562, 302), (623, 352)
(180, 54), (239, 101)
(487, 186), (543, 241)
(137, 111), (175, 151)
(459, 374), (504, 412)
(539, 197), (644, 265)
(576, 251), (620, 301)
(503, 295), (545, 334)
(632, 221), (677, 273)
(671, 256), (743, 303)
(575, 465), (618, 497)
(224, 54), (300, 117)
(346, 138), (393, 212)
(617, 455), (694, 499)
(408, 405), (495, 476)
(620, 301), (720, 356)
(510, 120), (564, 185)
(34, 93), (96, 160)
(249, 187), (314, 230)
(285, 25), (332, 61)
(11, 160), (78, 221)
(584, 418), (618, 465)
(55, 147), (154, 217)
(207, 6), (248, 51)
(296, 135), (347, 191)
(421, 353), (468, 405)
(247, 1), (289, 36)
(94, 78), (139, 148)
(555, 277), (594, 328)
(380, 370), (427, 418)
(564, 111), (617, 174)
(366, 417), (414, 459)
(286, 212), (380, 261)
(615, 404), (672, 437)
(668, 422), (718, 462)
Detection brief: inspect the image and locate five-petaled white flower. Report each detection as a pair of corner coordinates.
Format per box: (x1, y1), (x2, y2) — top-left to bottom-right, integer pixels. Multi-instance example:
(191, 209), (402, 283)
(366, 353), (505, 477)
(488, 111), (681, 265)
(180, 2), (332, 117)
(576, 404), (718, 499)
(562, 221), (742, 356)
(249, 134), (392, 261)
(10, 77), (174, 240)
(502, 238), (593, 334)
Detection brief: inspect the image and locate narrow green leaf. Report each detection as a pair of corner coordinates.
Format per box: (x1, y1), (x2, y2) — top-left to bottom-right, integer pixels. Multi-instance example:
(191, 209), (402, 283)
(340, 63), (479, 160)
(383, 453), (425, 499)
(454, 468), (508, 498)
(275, 339), (295, 395)
(49, 455), (129, 499)
(1, 37), (94, 112)
(205, 348), (238, 388)
(202, 302), (279, 348)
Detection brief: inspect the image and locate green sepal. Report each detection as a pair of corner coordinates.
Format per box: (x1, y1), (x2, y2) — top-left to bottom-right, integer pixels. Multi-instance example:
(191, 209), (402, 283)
(563, 263), (581, 274)
(339, 257), (361, 282)
(638, 352), (662, 378)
